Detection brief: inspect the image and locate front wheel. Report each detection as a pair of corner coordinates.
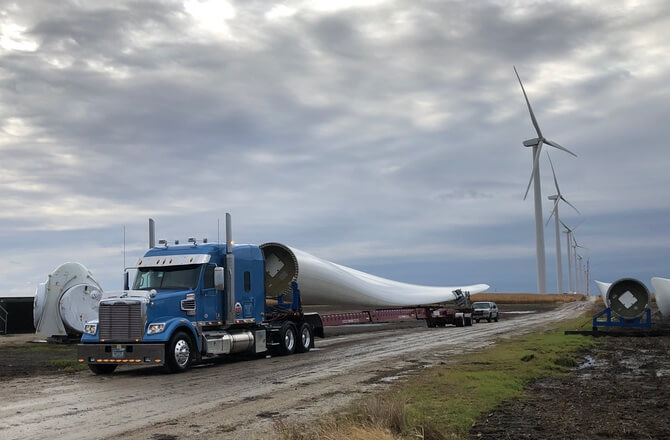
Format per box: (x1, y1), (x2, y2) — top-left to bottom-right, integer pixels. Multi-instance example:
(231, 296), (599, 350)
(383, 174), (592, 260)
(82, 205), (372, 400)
(297, 322), (313, 353)
(89, 364), (117, 375)
(165, 331), (195, 373)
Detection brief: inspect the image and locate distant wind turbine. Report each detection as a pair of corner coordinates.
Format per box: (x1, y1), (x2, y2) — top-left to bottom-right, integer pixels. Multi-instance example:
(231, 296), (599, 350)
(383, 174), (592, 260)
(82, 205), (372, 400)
(561, 220), (582, 293)
(514, 66), (577, 294)
(546, 152), (580, 293)
(573, 236), (587, 293)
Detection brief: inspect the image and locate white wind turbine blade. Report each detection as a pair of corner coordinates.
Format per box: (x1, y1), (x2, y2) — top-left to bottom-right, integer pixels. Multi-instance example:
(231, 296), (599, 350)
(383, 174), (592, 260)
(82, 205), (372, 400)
(560, 195), (581, 215)
(523, 138), (543, 200)
(546, 197), (560, 226)
(514, 66), (542, 138)
(547, 152), (561, 195)
(545, 139), (577, 157)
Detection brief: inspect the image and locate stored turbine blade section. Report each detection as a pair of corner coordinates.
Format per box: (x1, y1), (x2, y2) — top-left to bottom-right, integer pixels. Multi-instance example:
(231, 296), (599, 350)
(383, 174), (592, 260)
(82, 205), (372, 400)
(260, 242), (489, 307)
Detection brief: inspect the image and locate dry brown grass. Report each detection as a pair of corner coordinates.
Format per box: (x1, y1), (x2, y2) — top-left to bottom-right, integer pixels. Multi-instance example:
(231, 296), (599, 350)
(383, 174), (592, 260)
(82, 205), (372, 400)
(274, 395), (409, 440)
(274, 418), (398, 440)
(470, 293), (585, 304)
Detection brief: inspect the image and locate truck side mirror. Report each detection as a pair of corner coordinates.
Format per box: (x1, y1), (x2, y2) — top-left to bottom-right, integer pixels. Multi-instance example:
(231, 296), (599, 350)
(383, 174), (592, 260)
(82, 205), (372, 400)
(123, 271), (130, 290)
(214, 267), (225, 291)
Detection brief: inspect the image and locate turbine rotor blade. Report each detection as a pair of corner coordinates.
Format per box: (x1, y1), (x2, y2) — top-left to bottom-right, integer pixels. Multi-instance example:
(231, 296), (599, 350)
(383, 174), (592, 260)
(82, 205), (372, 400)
(514, 66), (542, 138)
(546, 198), (560, 226)
(546, 151), (560, 195)
(545, 139), (577, 157)
(560, 195), (581, 214)
(523, 139), (543, 200)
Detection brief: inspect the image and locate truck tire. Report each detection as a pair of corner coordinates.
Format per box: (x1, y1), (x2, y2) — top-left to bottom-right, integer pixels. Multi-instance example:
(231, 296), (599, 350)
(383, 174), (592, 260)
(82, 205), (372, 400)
(165, 331), (195, 373)
(297, 322), (313, 353)
(278, 322), (297, 356)
(475, 319), (480, 323)
(465, 316), (472, 326)
(89, 364), (117, 375)
(494, 314), (499, 322)
(487, 314), (492, 323)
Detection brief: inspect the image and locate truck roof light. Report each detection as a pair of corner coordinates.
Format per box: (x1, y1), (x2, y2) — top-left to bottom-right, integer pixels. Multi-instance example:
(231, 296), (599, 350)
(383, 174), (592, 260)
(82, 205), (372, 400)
(158, 239), (167, 246)
(188, 237), (197, 245)
(203, 238), (208, 243)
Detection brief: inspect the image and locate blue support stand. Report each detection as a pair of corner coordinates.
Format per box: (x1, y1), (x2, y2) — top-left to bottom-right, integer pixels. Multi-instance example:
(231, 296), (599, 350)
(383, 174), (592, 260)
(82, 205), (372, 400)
(592, 307), (652, 331)
(275, 281), (302, 312)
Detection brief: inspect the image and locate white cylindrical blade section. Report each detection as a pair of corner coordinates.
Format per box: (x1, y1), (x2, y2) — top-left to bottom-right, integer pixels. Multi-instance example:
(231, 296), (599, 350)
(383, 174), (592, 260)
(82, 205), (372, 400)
(260, 243), (489, 307)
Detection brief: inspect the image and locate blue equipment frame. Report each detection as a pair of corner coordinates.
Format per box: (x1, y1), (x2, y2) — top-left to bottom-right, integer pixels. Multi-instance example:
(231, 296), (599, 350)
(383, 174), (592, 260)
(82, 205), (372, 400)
(592, 307), (652, 330)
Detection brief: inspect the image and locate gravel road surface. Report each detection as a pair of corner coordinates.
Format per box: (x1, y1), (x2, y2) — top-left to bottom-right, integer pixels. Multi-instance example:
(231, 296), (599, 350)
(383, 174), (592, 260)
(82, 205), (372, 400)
(0, 301), (588, 440)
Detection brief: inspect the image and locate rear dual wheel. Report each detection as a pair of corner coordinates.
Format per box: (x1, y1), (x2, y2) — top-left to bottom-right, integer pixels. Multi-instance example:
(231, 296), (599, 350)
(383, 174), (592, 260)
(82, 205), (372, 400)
(277, 321), (313, 355)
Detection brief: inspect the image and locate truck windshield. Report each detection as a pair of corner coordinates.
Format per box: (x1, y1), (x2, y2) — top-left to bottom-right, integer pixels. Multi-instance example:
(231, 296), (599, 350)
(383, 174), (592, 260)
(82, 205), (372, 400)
(133, 265), (201, 290)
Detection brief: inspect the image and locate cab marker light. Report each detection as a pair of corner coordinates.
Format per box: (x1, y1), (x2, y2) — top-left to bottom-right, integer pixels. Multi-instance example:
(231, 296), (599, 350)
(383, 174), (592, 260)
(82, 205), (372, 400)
(78, 359), (84, 363)
(154, 359), (161, 363)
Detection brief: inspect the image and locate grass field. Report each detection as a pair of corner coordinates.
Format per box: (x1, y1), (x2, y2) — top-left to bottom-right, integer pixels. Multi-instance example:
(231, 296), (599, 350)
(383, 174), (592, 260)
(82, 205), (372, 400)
(276, 314), (594, 440)
(471, 293), (586, 304)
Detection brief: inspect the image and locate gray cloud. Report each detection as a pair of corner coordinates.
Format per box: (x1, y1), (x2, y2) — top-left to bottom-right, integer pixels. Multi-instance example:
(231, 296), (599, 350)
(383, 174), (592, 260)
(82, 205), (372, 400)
(1, 0), (669, 295)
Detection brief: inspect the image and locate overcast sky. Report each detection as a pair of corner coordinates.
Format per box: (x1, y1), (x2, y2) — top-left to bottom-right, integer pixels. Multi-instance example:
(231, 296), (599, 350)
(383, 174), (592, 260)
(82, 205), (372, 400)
(1, 0), (668, 297)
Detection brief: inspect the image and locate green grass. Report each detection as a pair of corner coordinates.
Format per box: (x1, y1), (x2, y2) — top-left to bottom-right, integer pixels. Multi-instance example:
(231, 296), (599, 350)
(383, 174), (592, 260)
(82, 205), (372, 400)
(389, 317), (594, 438)
(278, 314), (595, 440)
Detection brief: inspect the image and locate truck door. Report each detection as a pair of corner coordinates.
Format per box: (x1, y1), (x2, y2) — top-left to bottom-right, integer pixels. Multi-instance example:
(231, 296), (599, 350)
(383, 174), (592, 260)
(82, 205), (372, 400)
(199, 264), (222, 322)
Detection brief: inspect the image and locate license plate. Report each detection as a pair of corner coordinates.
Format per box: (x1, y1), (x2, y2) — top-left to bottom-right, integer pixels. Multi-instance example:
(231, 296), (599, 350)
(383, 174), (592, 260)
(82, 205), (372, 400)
(112, 348), (125, 359)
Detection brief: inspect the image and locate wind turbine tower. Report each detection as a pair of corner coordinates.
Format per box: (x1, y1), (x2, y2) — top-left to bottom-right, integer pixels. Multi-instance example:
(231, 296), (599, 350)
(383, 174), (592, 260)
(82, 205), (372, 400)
(546, 153), (580, 293)
(514, 67), (577, 293)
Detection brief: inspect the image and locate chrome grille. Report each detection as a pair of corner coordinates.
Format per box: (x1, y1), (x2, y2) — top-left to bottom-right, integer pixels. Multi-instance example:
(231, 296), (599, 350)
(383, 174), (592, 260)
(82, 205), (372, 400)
(99, 303), (145, 341)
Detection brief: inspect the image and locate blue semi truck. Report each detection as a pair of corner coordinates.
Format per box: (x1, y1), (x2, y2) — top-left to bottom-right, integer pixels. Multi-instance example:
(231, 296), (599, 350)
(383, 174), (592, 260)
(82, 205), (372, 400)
(77, 214), (323, 374)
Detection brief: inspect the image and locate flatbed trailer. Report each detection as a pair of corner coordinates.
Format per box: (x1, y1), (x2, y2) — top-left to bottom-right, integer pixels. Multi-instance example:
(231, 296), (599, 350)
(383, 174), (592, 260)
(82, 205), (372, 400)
(320, 305), (474, 328)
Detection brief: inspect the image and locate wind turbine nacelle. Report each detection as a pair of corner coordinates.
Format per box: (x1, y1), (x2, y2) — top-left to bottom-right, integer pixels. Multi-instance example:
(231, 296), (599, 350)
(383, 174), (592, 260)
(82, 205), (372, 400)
(605, 278), (650, 321)
(523, 138), (541, 147)
(33, 262), (103, 339)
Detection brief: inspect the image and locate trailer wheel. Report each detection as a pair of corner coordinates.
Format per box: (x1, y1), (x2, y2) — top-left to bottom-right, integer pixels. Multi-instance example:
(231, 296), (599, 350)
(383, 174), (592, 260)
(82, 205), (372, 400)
(88, 364), (117, 375)
(278, 322), (297, 356)
(165, 331), (195, 373)
(297, 322), (313, 353)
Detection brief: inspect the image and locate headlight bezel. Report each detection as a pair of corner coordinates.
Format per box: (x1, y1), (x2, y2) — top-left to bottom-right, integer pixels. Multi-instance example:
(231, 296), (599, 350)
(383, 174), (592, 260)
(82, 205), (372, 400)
(147, 322), (166, 335)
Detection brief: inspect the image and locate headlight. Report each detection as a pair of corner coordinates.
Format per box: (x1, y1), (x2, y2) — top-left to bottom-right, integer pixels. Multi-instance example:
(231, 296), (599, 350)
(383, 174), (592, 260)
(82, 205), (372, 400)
(84, 323), (98, 335)
(147, 323), (166, 334)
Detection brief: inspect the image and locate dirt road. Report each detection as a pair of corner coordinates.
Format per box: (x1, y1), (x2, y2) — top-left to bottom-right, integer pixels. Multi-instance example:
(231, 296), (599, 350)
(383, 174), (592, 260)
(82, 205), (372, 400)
(0, 302), (588, 440)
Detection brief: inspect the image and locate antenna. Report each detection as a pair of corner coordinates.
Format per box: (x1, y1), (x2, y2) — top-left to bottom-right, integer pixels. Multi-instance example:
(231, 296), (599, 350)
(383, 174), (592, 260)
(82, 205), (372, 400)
(218, 218), (220, 244)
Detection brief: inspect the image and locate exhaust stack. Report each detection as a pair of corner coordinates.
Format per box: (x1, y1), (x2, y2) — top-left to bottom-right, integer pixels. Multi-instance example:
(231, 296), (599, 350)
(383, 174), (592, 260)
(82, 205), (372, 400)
(225, 213), (235, 325)
(149, 218), (156, 249)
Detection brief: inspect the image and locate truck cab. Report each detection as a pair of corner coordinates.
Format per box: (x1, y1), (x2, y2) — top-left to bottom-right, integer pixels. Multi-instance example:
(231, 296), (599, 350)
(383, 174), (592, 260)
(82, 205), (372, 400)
(78, 241), (321, 374)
